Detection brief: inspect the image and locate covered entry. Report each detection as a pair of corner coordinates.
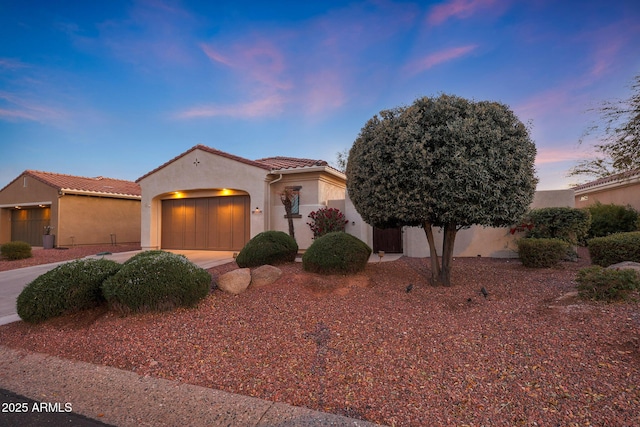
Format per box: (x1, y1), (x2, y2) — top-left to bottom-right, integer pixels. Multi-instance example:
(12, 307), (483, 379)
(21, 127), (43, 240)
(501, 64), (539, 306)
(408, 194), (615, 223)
(373, 226), (403, 253)
(161, 195), (249, 250)
(11, 207), (50, 246)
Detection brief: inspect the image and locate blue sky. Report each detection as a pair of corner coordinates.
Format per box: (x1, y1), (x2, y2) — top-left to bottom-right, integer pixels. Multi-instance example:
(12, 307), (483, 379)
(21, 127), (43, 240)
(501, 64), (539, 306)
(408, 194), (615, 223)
(1, 0), (639, 191)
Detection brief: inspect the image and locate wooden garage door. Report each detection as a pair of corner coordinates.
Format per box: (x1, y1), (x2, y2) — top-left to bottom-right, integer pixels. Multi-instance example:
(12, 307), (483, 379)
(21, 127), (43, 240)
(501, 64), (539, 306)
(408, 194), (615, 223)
(11, 207), (51, 247)
(161, 196), (249, 250)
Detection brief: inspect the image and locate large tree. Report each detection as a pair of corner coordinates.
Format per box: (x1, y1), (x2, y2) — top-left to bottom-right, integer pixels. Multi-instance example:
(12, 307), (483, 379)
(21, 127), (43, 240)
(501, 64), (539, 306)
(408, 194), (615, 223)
(569, 73), (640, 179)
(347, 94), (538, 286)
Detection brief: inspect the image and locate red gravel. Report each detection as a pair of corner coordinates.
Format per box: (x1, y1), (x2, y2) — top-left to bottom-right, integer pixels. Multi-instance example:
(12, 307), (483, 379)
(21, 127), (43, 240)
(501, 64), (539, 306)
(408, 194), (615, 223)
(0, 244), (141, 271)
(1, 250), (639, 426)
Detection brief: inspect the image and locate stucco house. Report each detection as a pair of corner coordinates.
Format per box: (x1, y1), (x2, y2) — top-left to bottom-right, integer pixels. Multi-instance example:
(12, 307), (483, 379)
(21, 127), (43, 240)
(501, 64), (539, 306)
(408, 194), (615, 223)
(0, 170), (141, 247)
(136, 145), (346, 252)
(139, 144), (575, 258)
(573, 168), (640, 211)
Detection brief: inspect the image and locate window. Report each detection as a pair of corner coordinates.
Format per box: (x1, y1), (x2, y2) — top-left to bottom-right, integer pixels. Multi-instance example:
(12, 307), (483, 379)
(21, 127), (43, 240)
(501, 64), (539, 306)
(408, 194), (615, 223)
(283, 186), (301, 218)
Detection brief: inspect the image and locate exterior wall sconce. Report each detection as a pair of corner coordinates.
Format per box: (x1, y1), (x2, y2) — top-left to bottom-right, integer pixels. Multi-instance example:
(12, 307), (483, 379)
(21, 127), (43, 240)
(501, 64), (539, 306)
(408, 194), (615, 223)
(252, 207), (262, 214)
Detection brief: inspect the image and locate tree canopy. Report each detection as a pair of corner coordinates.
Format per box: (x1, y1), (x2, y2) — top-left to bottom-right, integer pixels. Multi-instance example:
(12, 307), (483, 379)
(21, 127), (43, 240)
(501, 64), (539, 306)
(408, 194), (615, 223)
(347, 94), (538, 285)
(569, 73), (640, 179)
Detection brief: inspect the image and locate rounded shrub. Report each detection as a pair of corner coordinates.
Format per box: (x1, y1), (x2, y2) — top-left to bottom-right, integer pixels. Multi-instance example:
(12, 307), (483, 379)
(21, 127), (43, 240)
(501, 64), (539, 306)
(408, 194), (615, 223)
(17, 258), (121, 324)
(1, 241), (32, 260)
(302, 232), (372, 275)
(101, 251), (211, 314)
(516, 238), (569, 268)
(587, 231), (640, 267)
(235, 231), (298, 268)
(576, 266), (640, 301)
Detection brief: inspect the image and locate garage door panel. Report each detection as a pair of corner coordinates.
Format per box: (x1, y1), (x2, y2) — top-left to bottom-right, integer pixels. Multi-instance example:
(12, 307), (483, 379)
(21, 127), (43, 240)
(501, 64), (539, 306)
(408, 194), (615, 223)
(161, 196), (249, 250)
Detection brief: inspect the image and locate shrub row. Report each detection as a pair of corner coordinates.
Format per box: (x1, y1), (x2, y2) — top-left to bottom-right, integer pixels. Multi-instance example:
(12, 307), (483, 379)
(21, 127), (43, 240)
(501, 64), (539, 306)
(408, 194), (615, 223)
(17, 251), (211, 323)
(586, 202), (639, 239)
(587, 231), (640, 267)
(1, 241), (32, 260)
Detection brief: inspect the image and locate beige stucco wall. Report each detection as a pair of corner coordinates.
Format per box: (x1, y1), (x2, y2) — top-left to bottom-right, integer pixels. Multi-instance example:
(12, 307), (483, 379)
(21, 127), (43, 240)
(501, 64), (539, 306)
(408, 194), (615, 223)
(347, 189), (576, 258)
(57, 195), (140, 246)
(0, 174), (58, 244)
(574, 179), (640, 211)
(269, 171), (346, 250)
(138, 147), (270, 250)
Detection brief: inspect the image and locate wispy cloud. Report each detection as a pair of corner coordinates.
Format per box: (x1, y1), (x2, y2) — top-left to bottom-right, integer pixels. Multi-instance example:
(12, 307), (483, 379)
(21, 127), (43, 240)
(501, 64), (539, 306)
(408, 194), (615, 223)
(174, 95), (286, 119)
(427, 0), (504, 25)
(405, 45), (478, 75)
(535, 147), (594, 165)
(0, 91), (70, 124)
(0, 58), (29, 70)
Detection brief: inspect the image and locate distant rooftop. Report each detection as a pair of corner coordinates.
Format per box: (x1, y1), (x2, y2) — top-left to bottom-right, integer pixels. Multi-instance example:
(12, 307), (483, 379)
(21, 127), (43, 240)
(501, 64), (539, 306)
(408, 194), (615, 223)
(3, 170), (141, 198)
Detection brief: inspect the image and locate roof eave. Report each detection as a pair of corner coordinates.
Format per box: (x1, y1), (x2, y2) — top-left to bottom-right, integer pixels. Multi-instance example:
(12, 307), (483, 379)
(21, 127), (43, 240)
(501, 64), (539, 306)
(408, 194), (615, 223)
(59, 189), (142, 200)
(573, 174), (640, 195)
(268, 165), (346, 180)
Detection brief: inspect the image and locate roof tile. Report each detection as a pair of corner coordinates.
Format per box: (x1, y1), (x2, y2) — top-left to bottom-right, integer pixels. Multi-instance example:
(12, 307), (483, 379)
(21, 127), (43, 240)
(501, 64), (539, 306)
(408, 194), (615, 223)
(21, 170), (141, 197)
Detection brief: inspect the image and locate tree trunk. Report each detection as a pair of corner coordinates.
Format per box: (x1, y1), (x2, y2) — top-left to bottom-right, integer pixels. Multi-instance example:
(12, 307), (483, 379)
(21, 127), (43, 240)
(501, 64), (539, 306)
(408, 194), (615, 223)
(438, 223), (458, 286)
(423, 221), (441, 285)
(281, 191), (296, 241)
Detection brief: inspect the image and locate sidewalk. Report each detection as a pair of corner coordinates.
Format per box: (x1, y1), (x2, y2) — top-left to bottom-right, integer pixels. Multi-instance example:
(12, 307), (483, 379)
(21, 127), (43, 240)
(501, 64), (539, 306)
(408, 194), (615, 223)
(0, 346), (382, 427)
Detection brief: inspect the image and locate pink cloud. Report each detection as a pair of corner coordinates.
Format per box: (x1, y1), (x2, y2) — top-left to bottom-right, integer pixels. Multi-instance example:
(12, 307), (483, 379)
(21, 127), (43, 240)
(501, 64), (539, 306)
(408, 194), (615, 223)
(427, 0), (502, 25)
(535, 147), (594, 165)
(0, 58), (28, 70)
(174, 95), (286, 119)
(406, 45), (478, 75)
(0, 92), (69, 124)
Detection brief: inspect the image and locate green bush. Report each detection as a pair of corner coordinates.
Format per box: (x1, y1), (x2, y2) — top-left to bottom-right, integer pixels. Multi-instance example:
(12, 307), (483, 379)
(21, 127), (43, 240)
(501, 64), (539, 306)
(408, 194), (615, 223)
(101, 251), (211, 314)
(235, 231), (298, 268)
(1, 241), (32, 260)
(586, 202), (639, 238)
(517, 238), (570, 268)
(576, 266), (640, 301)
(525, 207), (591, 245)
(17, 258), (121, 324)
(302, 232), (372, 275)
(588, 231), (640, 267)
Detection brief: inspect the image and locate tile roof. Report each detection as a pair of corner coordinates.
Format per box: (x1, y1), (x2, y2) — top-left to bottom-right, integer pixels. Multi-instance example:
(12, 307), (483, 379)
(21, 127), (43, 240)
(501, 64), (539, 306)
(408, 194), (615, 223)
(15, 170), (141, 198)
(255, 156), (329, 170)
(136, 144), (271, 182)
(572, 168), (640, 191)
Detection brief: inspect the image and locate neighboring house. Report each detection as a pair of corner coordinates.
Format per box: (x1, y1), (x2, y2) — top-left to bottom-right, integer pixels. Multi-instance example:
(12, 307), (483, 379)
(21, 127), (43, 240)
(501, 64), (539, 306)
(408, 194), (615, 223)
(139, 144), (575, 258)
(136, 145), (346, 252)
(0, 170), (141, 247)
(573, 168), (640, 211)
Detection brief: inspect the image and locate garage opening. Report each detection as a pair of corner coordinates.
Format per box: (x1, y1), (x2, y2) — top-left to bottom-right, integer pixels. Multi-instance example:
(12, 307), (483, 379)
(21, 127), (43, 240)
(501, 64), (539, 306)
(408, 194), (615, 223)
(11, 207), (51, 247)
(161, 195), (250, 250)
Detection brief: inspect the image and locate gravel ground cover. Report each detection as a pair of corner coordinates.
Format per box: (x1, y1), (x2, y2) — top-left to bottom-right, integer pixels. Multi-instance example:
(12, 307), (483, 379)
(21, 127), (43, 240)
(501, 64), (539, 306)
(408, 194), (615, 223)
(0, 249), (638, 426)
(0, 244), (141, 272)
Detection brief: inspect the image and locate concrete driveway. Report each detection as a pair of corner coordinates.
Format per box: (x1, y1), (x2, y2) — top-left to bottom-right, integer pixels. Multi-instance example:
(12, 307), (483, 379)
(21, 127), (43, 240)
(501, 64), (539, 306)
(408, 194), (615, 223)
(0, 250), (235, 326)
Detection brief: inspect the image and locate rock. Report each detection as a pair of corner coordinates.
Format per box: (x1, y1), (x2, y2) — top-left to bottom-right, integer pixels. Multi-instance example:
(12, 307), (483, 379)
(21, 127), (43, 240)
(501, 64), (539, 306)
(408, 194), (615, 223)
(607, 261), (640, 276)
(251, 265), (282, 288)
(217, 268), (251, 294)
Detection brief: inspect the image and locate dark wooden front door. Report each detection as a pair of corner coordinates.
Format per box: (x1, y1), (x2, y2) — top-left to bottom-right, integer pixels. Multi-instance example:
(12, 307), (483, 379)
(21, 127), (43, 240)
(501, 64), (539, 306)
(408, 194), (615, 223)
(373, 227), (403, 253)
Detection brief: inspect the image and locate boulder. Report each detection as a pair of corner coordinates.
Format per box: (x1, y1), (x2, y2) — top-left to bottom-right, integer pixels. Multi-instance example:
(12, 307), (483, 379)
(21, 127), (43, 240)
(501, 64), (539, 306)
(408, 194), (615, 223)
(251, 265), (282, 288)
(606, 261), (640, 276)
(217, 268), (251, 294)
